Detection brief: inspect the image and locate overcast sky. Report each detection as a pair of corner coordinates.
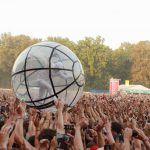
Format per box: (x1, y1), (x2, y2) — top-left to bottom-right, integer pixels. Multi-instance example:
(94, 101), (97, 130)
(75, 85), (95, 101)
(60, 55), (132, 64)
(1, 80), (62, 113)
(0, 0), (150, 49)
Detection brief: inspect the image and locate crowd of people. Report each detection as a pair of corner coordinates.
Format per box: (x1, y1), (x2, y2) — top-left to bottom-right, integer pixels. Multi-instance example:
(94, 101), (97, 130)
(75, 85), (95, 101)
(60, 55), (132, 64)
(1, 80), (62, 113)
(0, 89), (150, 150)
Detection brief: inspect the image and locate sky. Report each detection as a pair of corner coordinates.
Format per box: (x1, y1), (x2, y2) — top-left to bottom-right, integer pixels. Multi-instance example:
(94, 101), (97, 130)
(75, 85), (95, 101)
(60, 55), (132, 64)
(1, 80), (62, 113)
(0, 0), (150, 49)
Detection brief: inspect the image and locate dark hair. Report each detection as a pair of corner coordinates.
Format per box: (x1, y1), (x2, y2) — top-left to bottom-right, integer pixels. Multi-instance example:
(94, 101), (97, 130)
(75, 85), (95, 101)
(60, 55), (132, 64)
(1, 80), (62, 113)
(38, 129), (56, 142)
(0, 120), (4, 130)
(23, 120), (29, 137)
(12, 143), (20, 149)
(28, 136), (35, 147)
(111, 122), (123, 134)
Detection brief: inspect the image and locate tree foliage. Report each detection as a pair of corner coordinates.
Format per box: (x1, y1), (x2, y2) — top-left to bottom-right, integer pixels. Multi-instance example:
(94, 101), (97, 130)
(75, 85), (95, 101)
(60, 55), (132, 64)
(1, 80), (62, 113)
(131, 41), (150, 87)
(0, 33), (41, 87)
(0, 33), (149, 89)
(111, 42), (133, 84)
(76, 36), (112, 90)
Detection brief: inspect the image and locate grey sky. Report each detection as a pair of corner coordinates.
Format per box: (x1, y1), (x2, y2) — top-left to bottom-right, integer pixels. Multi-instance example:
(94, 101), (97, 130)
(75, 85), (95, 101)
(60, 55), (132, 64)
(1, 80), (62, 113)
(0, 0), (150, 49)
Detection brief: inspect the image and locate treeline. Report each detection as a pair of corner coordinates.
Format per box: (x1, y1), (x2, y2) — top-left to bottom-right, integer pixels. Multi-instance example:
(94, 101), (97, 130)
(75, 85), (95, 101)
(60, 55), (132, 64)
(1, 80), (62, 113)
(0, 33), (150, 90)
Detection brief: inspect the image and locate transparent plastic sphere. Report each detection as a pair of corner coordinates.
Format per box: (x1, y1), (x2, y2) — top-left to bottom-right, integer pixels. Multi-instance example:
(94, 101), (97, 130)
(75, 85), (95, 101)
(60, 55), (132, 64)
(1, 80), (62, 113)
(11, 41), (85, 111)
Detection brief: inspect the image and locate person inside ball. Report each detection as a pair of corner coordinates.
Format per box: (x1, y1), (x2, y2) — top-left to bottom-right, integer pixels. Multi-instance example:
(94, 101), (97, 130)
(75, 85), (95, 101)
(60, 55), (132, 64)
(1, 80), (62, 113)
(38, 52), (72, 102)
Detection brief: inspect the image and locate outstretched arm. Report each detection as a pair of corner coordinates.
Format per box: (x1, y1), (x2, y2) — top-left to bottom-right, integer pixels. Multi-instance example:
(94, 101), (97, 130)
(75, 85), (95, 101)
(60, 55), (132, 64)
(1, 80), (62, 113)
(14, 102), (37, 150)
(55, 99), (65, 134)
(74, 115), (88, 150)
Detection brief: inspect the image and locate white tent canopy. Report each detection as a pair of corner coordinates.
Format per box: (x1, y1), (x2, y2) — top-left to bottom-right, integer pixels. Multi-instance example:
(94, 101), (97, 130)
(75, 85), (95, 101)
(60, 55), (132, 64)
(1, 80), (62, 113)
(119, 85), (150, 94)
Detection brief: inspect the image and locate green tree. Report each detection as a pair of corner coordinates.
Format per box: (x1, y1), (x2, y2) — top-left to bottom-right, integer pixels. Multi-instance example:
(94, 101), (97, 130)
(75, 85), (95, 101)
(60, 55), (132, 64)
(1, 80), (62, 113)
(131, 41), (150, 88)
(76, 36), (112, 90)
(111, 42), (133, 84)
(0, 33), (41, 88)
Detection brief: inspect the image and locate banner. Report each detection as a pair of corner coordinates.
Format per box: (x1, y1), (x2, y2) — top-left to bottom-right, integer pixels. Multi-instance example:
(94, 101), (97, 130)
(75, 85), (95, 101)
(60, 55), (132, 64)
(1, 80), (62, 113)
(125, 80), (129, 86)
(109, 78), (120, 94)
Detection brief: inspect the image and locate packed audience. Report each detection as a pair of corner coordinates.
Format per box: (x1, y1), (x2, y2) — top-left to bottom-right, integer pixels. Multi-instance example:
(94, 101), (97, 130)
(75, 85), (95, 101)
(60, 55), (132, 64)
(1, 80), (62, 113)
(0, 89), (150, 150)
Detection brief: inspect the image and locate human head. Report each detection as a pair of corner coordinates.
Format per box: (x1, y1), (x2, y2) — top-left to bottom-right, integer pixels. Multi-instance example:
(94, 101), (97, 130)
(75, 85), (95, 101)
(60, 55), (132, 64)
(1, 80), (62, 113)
(28, 136), (35, 147)
(38, 129), (56, 149)
(111, 121), (123, 135)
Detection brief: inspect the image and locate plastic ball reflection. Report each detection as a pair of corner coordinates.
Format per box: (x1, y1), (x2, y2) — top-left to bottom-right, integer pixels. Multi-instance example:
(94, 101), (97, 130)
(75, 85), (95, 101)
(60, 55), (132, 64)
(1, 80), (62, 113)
(11, 42), (85, 111)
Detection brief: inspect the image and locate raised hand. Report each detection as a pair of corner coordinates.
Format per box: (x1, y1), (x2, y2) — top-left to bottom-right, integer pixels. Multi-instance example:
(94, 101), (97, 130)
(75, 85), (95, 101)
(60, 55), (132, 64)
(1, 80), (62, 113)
(55, 98), (64, 111)
(16, 102), (26, 118)
(134, 128), (149, 141)
(75, 114), (89, 129)
(0, 122), (15, 148)
(124, 128), (132, 140)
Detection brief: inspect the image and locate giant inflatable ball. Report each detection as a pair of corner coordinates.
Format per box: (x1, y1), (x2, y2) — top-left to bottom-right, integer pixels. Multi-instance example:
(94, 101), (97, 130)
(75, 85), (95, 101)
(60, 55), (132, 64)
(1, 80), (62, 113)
(11, 42), (85, 111)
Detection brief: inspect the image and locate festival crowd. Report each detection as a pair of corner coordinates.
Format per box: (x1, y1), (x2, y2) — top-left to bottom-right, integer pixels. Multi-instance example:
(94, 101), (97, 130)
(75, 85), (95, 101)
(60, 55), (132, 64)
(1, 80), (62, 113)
(0, 89), (150, 150)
